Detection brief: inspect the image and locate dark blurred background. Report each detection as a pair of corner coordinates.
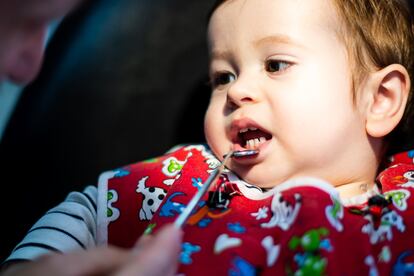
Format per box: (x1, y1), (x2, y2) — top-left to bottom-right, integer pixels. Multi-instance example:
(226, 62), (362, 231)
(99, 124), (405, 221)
(0, 0), (215, 260)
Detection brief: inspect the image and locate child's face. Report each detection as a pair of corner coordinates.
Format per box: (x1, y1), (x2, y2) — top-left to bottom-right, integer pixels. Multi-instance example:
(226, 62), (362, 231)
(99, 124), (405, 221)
(205, 0), (377, 188)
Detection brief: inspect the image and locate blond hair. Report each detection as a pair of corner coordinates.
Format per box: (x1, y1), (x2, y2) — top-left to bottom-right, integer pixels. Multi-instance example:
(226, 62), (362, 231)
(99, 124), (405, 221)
(332, 0), (414, 134)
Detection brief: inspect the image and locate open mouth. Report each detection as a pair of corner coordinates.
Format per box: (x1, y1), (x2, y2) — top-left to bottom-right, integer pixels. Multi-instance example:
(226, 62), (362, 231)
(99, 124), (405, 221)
(237, 127), (272, 150)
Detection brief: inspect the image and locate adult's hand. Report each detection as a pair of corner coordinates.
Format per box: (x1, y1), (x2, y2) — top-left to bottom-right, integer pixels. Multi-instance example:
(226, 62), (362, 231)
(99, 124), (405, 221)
(1, 224), (182, 276)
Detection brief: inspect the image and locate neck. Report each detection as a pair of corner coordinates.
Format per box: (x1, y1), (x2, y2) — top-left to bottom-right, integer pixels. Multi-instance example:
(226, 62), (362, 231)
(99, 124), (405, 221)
(335, 181), (375, 199)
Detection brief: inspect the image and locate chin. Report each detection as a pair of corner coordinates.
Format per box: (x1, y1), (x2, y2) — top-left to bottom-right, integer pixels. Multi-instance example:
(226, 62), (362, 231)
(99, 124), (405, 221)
(230, 164), (279, 189)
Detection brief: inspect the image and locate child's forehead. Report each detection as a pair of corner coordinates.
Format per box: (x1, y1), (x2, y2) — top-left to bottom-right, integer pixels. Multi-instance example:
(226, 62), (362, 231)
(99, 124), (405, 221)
(208, 0), (342, 47)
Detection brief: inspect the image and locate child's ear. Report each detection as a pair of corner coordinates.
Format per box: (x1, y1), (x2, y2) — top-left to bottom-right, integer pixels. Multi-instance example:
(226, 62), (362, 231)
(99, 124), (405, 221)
(365, 64), (410, 138)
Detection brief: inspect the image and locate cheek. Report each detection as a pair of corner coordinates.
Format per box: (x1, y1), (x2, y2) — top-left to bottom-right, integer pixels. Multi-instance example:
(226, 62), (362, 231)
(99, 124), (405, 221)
(204, 100), (227, 155)
(204, 104), (219, 140)
(272, 80), (357, 151)
(204, 106), (215, 143)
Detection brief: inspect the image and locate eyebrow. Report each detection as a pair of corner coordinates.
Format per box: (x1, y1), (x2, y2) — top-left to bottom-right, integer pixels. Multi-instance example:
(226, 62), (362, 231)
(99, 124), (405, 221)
(253, 34), (305, 49)
(210, 50), (231, 62)
(210, 34), (305, 62)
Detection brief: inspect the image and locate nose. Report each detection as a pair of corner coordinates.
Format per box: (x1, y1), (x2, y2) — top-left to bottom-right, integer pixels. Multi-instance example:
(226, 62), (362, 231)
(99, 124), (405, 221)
(226, 73), (259, 109)
(7, 25), (47, 84)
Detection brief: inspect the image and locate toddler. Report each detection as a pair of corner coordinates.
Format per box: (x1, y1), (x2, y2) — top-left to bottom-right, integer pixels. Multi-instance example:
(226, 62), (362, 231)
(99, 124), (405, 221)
(5, 0), (414, 275)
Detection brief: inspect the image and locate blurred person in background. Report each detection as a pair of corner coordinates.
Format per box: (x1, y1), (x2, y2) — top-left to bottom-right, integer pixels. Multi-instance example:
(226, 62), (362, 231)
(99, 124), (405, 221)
(0, 0), (182, 275)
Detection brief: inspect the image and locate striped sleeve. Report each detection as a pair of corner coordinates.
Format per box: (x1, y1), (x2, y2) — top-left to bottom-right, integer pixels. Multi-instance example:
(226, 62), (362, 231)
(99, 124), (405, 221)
(4, 186), (98, 263)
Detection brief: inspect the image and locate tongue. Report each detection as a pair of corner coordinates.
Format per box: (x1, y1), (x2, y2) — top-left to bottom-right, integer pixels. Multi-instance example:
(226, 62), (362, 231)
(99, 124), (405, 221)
(241, 129), (270, 141)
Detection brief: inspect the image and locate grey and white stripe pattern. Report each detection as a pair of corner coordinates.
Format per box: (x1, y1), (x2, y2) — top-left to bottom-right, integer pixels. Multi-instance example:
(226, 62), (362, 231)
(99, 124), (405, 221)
(4, 186), (98, 263)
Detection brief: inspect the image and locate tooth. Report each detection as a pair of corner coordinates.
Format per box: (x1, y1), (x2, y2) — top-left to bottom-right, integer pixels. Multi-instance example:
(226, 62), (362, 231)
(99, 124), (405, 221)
(259, 137), (266, 143)
(240, 128), (249, 133)
(250, 139), (255, 149)
(254, 138), (259, 148)
(247, 139), (254, 149)
(249, 127), (258, 131)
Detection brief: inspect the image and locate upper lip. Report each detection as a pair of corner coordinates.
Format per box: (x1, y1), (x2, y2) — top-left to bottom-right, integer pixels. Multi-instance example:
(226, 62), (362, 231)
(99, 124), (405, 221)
(229, 117), (270, 142)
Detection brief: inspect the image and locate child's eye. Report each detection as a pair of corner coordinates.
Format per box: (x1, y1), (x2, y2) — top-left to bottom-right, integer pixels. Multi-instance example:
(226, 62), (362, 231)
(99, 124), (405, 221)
(211, 72), (236, 87)
(265, 60), (291, 73)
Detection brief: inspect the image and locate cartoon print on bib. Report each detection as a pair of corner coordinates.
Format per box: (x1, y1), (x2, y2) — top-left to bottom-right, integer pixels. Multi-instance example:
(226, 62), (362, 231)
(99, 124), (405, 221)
(325, 195), (344, 232)
(386, 167), (414, 187)
(228, 256), (257, 276)
(214, 234), (242, 254)
(136, 176), (167, 220)
(107, 189), (120, 222)
(186, 201), (231, 227)
(384, 189), (410, 211)
(378, 245), (392, 263)
(392, 250), (414, 276)
(261, 236), (280, 267)
(143, 223), (156, 235)
(378, 163), (414, 188)
(400, 170), (414, 187)
(191, 177), (203, 190)
(159, 191), (231, 227)
(362, 210), (405, 244)
(184, 144), (221, 172)
(162, 156), (187, 186)
(159, 192), (186, 217)
(288, 228), (332, 275)
(251, 206), (269, 220)
(162, 157), (186, 177)
(228, 222), (246, 234)
(364, 255), (379, 276)
(113, 167), (130, 178)
(181, 242), (201, 265)
(387, 150), (414, 165)
(104, 146), (414, 275)
(261, 193), (302, 231)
